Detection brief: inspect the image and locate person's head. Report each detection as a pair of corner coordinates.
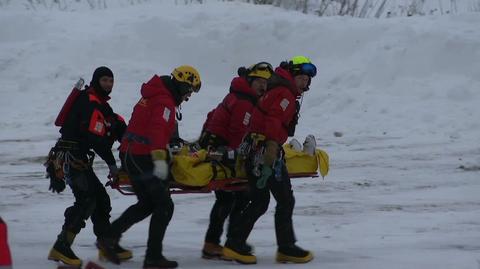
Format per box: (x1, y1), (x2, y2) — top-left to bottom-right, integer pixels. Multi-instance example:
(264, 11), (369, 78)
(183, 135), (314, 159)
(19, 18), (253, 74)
(90, 66), (114, 97)
(171, 65), (201, 104)
(238, 62), (273, 97)
(283, 55), (317, 94)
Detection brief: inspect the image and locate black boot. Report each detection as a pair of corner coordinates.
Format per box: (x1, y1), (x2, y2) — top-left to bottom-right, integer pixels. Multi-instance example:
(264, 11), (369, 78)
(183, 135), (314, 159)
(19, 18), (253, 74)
(48, 230), (82, 267)
(96, 237), (121, 265)
(223, 239), (256, 264)
(276, 244), (313, 263)
(143, 256), (178, 269)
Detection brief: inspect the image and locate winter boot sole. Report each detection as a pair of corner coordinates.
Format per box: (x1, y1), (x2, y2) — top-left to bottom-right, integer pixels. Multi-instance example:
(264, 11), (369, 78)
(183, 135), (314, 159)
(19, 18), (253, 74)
(99, 249), (133, 261)
(95, 241), (120, 265)
(222, 247), (256, 264)
(201, 250), (233, 261)
(48, 248), (82, 267)
(276, 251), (314, 264)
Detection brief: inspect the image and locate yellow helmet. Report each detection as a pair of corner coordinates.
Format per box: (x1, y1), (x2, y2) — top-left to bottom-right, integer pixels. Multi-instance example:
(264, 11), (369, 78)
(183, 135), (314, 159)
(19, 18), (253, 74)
(247, 62), (273, 80)
(171, 65), (201, 92)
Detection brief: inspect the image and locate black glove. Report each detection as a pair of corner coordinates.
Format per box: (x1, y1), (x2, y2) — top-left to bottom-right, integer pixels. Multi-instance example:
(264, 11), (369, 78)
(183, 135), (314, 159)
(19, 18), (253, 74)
(107, 165), (120, 186)
(168, 137), (185, 155)
(189, 141), (201, 152)
(216, 146), (236, 164)
(46, 161), (66, 193)
(49, 176), (66, 193)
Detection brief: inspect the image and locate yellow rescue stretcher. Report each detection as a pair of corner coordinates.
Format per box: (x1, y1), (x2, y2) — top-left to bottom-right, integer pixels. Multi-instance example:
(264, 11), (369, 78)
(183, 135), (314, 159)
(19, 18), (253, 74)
(111, 144), (329, 195)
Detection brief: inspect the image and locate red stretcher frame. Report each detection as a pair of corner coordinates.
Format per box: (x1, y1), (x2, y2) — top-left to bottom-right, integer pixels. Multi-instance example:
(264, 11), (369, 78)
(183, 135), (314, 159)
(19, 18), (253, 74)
(110, 172), (319, 195)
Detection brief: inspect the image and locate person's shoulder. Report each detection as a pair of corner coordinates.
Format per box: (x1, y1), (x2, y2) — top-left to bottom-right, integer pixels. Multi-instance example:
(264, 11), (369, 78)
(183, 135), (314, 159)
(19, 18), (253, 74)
(73, 89), (90, 105)
(150, 91), (176, 108)
(268, 85), (293, 99)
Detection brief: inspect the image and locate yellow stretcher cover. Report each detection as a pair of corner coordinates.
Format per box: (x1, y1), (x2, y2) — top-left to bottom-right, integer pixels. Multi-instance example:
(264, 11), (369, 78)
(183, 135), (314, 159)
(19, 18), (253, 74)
(282, 144), (330, 178)
(171, 145), (329, 187)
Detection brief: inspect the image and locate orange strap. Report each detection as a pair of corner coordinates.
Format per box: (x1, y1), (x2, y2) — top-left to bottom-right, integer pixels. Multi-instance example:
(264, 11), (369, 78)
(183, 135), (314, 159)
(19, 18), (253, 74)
(88, 109), (106, 136)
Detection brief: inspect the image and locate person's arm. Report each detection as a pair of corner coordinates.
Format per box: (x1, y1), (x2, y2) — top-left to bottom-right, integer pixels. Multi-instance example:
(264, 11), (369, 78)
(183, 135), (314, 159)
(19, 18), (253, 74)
(262, 91), (296, 144)
(148, 102), (176, 180)
(79, 98), (116, 166)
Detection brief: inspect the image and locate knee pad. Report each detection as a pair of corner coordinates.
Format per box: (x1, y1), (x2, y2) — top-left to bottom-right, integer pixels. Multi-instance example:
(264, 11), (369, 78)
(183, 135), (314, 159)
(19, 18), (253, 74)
(64, 207), (87, 234)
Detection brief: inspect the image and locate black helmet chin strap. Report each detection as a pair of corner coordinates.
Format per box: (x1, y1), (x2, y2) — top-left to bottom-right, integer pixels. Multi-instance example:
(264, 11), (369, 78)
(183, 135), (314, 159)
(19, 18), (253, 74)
(176, 106), (183, 121)
(297, 94), (304, 120)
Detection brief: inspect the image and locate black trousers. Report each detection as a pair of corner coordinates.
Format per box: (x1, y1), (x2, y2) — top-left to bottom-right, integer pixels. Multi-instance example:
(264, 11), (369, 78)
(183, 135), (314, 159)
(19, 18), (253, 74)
(205, 190), (249, 245)
(228, 162), (296, 247)
(63, 156), (111, 238)
(111, 152), (174, 260)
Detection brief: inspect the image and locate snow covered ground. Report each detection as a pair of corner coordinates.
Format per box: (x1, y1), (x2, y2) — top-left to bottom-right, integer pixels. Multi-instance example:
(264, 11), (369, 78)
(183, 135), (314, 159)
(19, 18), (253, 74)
(1, 1), (480, 268)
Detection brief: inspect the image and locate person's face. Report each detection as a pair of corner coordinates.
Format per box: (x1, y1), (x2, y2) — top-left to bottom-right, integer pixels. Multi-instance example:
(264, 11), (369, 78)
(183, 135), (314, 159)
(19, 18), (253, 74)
(181, 90), (193, 102)
(99, 76), (114, 94)
(294, 74), (310, 94)
(251, 78), (268, 97)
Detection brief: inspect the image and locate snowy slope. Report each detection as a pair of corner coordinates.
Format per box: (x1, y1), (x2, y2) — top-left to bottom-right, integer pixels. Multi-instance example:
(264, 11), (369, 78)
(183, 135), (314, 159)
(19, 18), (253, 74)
(1, 1), (480, 269)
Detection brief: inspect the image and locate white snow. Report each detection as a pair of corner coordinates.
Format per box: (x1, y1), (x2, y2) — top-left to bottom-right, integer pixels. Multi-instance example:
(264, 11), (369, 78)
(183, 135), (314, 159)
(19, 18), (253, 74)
(1, 1), (480, 269)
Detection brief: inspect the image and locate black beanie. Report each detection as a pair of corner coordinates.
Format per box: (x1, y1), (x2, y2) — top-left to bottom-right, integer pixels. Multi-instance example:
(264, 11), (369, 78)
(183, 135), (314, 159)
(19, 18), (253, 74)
(90, 66), (114, 95)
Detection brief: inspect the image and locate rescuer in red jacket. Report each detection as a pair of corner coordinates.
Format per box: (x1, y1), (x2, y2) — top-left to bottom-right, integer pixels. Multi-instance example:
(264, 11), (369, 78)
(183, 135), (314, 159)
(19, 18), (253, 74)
(224, 56), (318, 264)
(107, 66), (201, 269)
(198, 62), (274, 259)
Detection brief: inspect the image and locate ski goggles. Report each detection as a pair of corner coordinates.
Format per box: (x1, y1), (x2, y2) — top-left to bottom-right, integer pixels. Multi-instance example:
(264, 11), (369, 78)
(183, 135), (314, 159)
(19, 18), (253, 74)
(298, 63), (317, 78)
(183, 81), (201, 93)
(252, 62), (273, 72)
(248, 62), (274, 80)
(178, 82), (199, 96)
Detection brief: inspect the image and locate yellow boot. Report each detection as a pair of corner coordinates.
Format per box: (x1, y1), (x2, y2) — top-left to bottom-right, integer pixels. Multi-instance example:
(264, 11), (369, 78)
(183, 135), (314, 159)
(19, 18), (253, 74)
(47, 231), (82, 267)
(276, 244), (314, 264)
(202, 242), (232, 260)
(99, 243), (132, 261)
(223, 240), (256, 264)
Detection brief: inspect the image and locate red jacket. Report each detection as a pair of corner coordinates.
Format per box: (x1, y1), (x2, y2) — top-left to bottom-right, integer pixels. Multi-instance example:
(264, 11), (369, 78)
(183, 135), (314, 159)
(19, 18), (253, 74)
(248, 67), (299, 145)
(119, 75), (176, 155)
(203, 77), (257, 148)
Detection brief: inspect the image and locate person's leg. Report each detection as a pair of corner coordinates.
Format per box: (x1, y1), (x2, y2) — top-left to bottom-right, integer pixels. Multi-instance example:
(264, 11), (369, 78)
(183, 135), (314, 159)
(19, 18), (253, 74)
(270, 167), (296, 247)
(143, 179), (178, 268)
(202, 190), (234, 258)
(97, 153), (155, 265)
(271, 164), (313, 263)
(223, 176), (270, 264)
(89, 170), (111, 238)
(87, 170), (132, 261)
(110, 177), (153, 236)
(226, 191), (249, 239)
(48, 166), (94, 266)
(111, 152), (154, 235)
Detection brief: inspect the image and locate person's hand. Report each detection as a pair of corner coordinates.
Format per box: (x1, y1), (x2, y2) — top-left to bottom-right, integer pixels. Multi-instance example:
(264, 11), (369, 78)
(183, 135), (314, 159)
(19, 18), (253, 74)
(256, 165), (272, 189)
(263, 140), (279, 166)
(153, 160), (168, 180)
(107, 164), (120, 186)
(152, 149), (169, 180)
(46, 162), (66, 193)
(49, 177), (66, 193)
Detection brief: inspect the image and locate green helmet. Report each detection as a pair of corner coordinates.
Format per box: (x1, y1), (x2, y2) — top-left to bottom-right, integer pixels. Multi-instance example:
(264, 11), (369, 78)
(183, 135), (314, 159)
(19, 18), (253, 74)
(289, 55), (317, 77)
(291, 55), (312, 65)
